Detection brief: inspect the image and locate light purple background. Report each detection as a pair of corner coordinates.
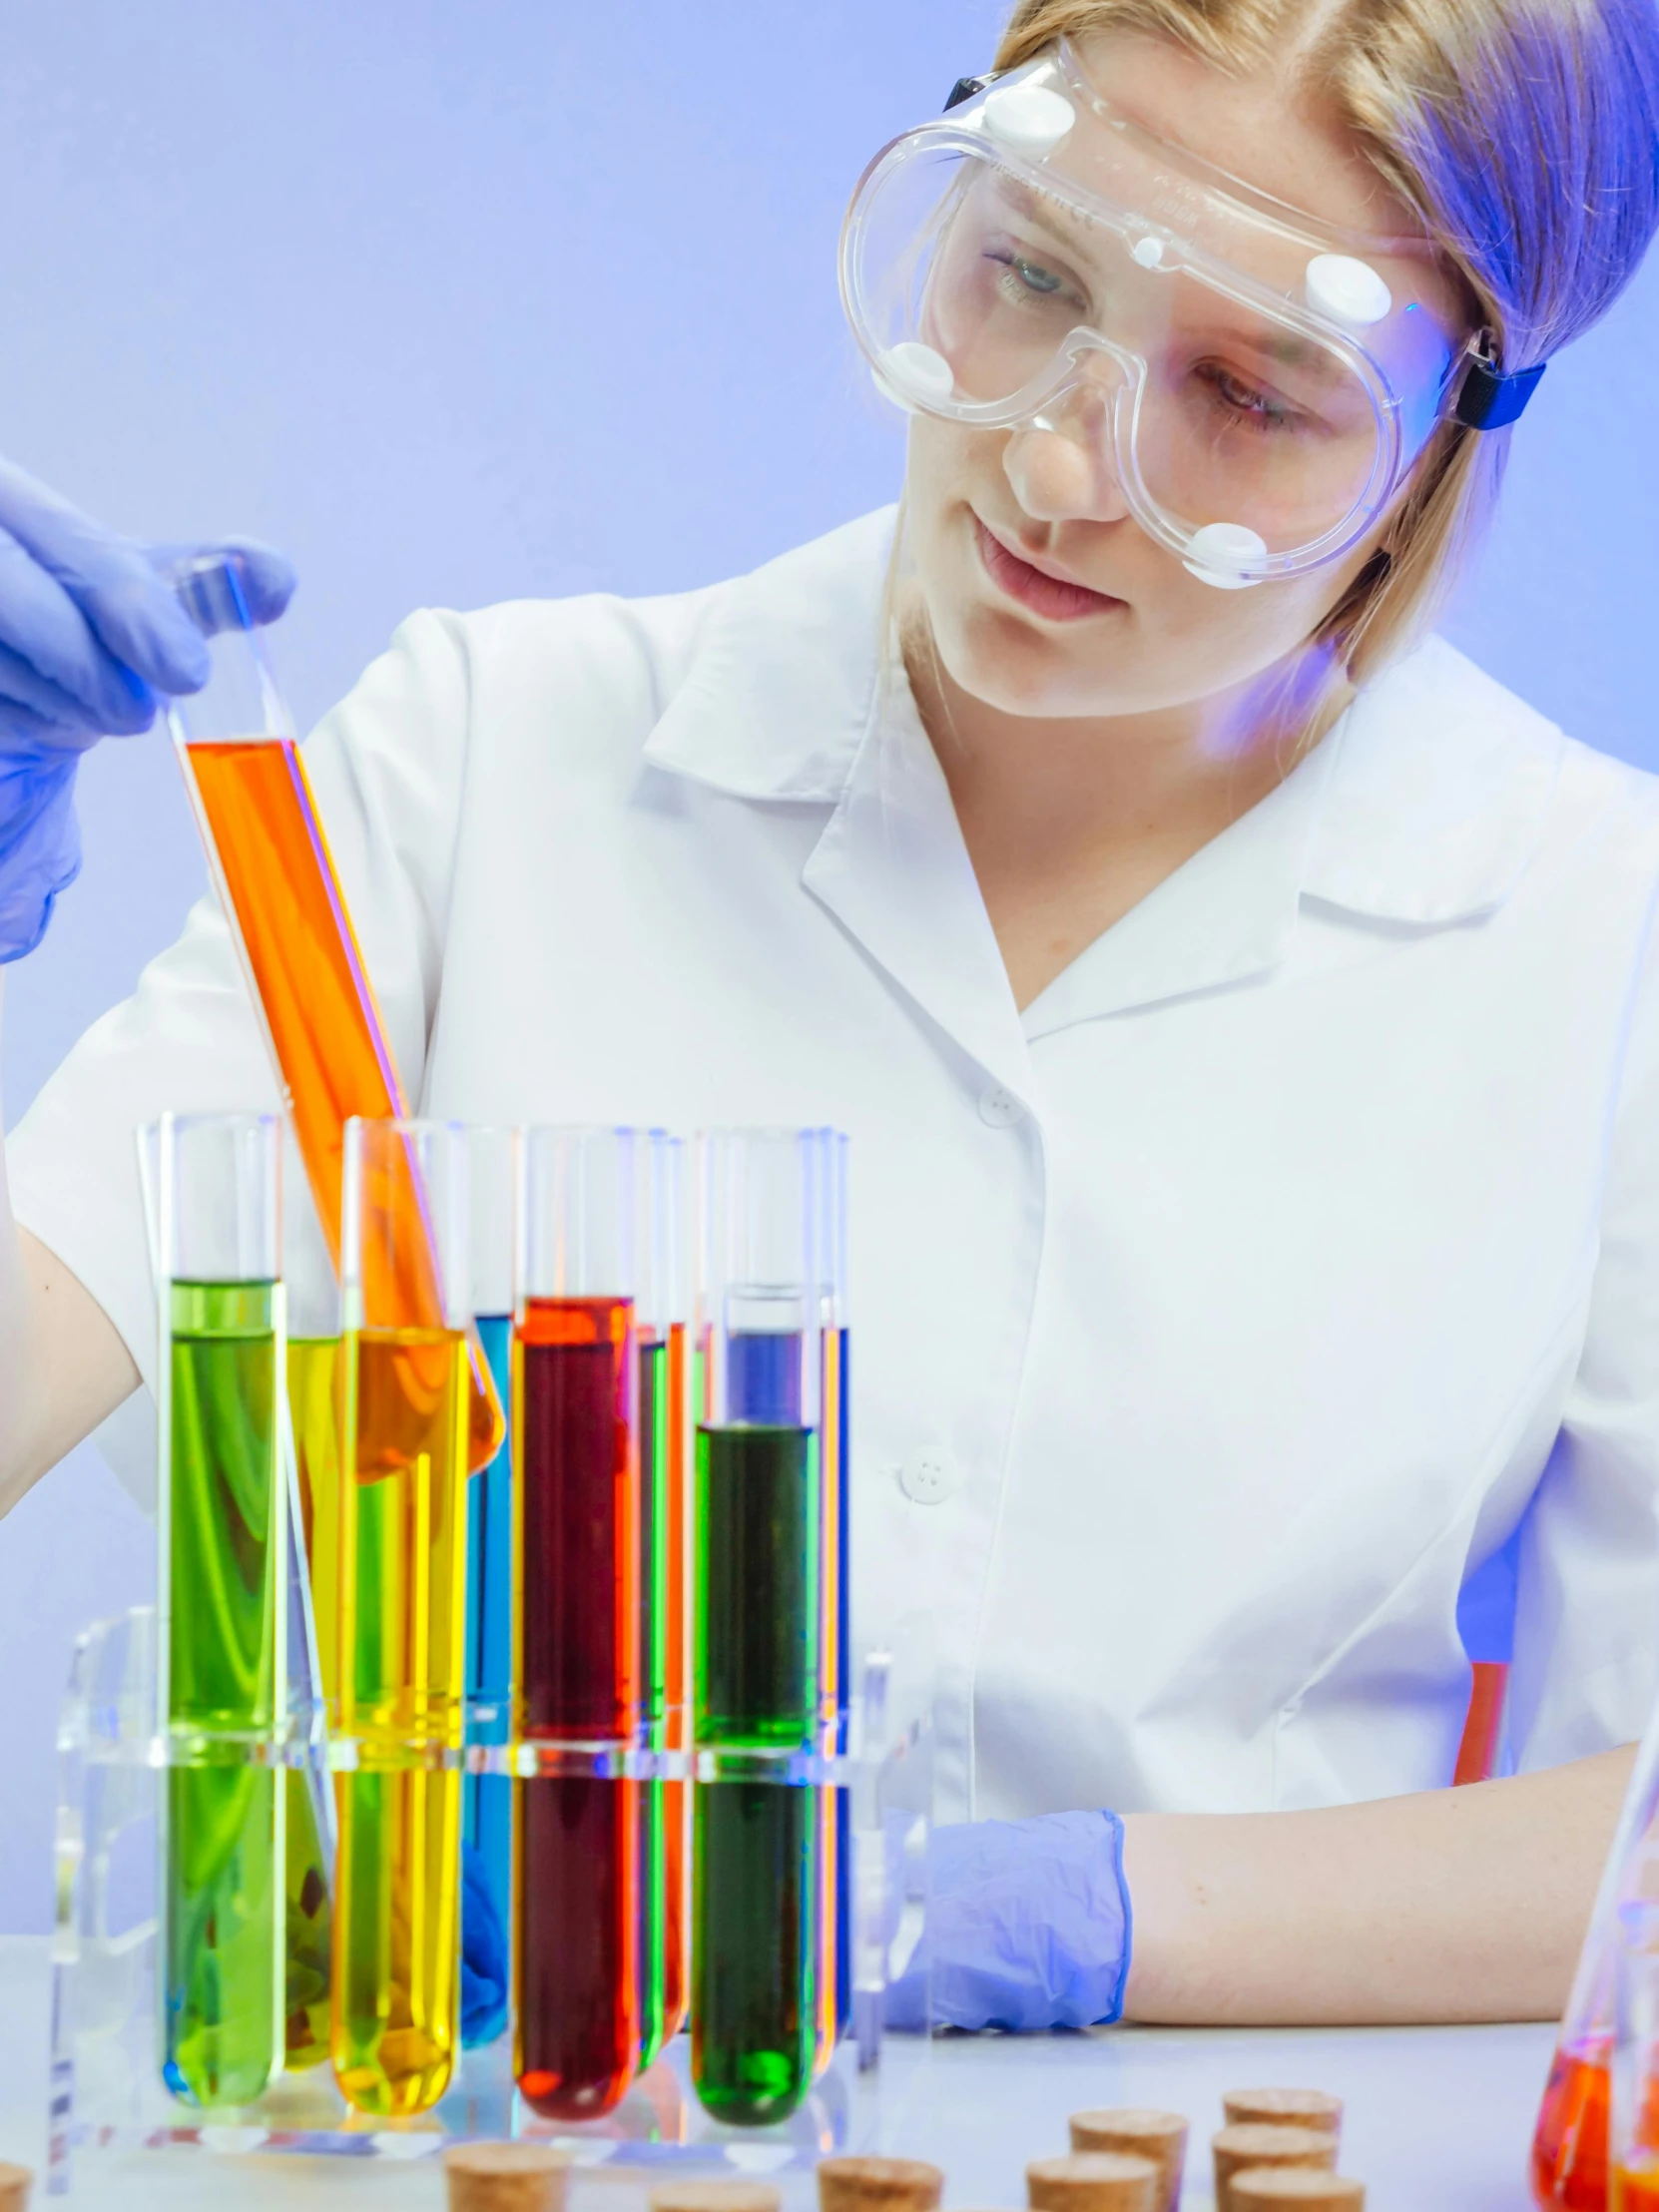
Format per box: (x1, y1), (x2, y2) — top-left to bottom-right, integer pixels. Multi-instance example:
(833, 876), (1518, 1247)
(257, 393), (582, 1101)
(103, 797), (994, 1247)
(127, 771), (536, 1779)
(2, 1), (1655, 1929)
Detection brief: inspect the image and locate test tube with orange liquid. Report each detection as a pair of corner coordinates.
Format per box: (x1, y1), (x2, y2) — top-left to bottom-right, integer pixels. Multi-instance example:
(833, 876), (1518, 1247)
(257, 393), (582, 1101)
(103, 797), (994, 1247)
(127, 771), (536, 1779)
(1532, 1680), (1659, 2206)
(162, 555), (502, 1475)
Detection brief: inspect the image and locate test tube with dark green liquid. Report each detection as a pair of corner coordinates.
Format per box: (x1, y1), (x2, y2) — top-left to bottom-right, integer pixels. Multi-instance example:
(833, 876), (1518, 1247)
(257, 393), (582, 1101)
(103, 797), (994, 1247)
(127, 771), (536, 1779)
(156, 1110), (285, 2107)
(692, 1128), (824, 2126)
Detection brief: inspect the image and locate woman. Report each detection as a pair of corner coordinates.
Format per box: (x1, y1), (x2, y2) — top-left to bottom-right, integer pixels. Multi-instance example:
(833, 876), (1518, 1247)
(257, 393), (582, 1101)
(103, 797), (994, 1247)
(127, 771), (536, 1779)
(4, 0), (1659, 2032)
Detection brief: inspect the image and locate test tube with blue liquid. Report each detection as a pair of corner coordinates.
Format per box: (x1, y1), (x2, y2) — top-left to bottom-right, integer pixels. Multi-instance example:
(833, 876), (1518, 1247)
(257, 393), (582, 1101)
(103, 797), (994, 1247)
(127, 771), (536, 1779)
(464, 1124), (515, 2046)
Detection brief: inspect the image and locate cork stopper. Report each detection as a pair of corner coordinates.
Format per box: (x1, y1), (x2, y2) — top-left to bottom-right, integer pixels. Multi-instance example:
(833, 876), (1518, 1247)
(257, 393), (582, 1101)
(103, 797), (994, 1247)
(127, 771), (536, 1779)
(649, 2187), (786, 2212)
(1222, 2089), (1344, 2139)
(819, 2159), (945, 2212)
(0, 2165), (29, 2212)
(1026, 2152), (1160, 2212)
(1068, 2111), (1187, 2212)
(444, 2142), (575, 2212)
(1213, 2128), (1338, 2212)
(1230, 2173), (1364, 2210)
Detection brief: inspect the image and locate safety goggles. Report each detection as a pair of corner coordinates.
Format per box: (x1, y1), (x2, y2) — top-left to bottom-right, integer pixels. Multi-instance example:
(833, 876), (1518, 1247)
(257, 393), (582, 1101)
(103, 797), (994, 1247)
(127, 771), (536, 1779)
(839, 44), (1544, 589)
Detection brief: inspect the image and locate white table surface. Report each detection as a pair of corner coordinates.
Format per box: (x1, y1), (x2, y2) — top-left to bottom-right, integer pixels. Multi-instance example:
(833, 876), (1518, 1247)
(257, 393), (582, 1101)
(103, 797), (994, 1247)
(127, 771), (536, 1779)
(0, 1936), (1556, 2211)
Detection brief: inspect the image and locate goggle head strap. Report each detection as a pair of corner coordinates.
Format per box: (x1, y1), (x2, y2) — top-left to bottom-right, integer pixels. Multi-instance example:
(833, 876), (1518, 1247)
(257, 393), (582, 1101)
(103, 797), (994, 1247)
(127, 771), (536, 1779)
(1451, 348), (1547, 430)
(944, 73), (996, 111)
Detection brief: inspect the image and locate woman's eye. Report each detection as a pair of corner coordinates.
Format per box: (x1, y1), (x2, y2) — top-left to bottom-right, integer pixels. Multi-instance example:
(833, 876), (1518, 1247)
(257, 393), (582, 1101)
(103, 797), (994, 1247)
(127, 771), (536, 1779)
(986, 248), (1083, 311)
(1200, 362), (1305, 432)
(1012, 255), (1065, 294)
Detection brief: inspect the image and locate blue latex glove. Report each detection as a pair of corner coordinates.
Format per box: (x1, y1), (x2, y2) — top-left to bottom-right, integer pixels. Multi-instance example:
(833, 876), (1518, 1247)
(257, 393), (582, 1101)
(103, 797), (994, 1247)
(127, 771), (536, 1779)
(0, 456), (293, 962)
(460, 1838), (509, 2047)
(885, 1809), (1132, 2032)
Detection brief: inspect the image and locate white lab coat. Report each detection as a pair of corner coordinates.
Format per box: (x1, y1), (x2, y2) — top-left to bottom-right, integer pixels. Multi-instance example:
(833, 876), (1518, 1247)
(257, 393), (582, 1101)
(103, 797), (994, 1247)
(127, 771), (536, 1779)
(12, 505), (1659, 1825)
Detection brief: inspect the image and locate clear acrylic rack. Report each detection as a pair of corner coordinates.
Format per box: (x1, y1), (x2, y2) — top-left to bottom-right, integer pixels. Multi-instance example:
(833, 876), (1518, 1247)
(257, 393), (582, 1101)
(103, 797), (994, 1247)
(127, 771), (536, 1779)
(48, 1606), (933, 2199)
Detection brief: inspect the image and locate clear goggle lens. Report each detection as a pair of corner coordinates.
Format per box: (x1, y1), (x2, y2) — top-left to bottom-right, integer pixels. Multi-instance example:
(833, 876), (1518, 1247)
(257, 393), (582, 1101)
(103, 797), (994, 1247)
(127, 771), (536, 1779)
(843, 100), (1458, 583)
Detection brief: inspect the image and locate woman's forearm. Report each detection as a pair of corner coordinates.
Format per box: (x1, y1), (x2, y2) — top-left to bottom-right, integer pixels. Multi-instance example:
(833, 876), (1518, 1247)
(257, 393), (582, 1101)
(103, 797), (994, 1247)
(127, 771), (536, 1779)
(0, 975), (139, 1513)
(1121, 1743), (1634, 2024)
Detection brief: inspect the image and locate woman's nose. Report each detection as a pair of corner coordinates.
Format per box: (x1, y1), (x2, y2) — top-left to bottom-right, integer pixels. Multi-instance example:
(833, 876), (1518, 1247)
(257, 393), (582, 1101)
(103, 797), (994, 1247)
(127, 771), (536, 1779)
(1001, 404), (1131, 526)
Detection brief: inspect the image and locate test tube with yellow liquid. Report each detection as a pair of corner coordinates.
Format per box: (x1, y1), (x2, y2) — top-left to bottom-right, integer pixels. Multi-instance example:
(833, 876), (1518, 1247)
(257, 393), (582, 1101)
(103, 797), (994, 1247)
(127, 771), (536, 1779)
(332, 1117), (471, 2116)
(814, 1129), (851, 2078)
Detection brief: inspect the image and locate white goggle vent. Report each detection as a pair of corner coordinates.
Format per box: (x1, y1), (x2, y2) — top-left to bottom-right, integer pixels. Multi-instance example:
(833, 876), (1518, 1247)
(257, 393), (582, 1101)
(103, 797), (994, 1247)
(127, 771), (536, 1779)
(1183, 521), (1269, 590)
(1305, 253), (1392, 326)
(982, 84), (1076, 159)
(874, 341), (955, 413)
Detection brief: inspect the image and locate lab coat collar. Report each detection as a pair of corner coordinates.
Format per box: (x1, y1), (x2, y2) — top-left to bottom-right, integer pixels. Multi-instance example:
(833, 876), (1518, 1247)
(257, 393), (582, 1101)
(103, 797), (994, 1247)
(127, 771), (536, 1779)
(1301, 634), (1565, 927)
(1020, 638), (1566, 1036)
(641, 506), (896, 802)
(1020, 731), (1338, 1039)
(642, 509), (1566, 1054)
(643, 504), (1033, 1097)
(803, 666), (1035, 1102)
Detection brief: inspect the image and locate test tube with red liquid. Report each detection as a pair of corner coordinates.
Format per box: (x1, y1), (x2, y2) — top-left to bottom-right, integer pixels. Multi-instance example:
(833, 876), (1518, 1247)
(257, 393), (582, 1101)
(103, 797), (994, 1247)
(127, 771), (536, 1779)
(512, 1126), (644, 2118)
(162, 555), (503, 1476)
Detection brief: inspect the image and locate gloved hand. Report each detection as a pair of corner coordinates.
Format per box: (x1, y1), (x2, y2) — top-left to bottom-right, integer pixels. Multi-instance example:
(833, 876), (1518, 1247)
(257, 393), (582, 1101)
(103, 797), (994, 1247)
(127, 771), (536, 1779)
(0, 456), (293, 963)
(885, 1809), (1132, 2032)
(460, 1838), (509, 2047)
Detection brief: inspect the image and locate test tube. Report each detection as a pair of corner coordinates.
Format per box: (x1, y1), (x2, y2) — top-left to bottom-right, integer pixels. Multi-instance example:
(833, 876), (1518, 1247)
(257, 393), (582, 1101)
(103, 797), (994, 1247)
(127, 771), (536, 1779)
(512, 1127), (644, 2117)
(155, 1111), (285, 2107)
(163, 554), (503, 1476)
(464, 1124), (516, 2042)
(332, 1117), (471, 2117)
(692, 1128), (824, 2126)
(814, 1129), (851, 2076)
(1614, 1902), (1659, 2211)
(280, 1166), (338, 2072)
(637, 1131), (691, 2067)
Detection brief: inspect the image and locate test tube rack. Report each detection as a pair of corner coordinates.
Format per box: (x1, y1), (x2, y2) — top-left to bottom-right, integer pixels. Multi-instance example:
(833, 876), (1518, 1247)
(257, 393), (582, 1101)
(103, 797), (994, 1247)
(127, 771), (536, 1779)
(45, 1604), (933, 2199)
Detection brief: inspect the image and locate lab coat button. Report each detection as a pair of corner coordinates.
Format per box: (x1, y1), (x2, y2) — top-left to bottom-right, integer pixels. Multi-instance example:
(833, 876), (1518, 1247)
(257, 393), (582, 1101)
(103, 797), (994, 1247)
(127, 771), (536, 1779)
(900, 1445), (958, 1503)
(978, 1085), (1023, 1128)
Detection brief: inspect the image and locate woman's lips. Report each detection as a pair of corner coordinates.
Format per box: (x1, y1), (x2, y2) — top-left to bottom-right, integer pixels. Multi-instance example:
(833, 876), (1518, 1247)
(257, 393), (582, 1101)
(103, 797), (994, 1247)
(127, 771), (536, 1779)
(974, 517), (1123, 622)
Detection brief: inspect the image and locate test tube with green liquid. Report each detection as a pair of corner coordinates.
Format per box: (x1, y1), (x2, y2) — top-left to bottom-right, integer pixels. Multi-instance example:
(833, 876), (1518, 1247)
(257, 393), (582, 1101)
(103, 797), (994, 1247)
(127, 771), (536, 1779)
(691, 1128), (824, 2126)
(638, 1131), (690, 2067)
(156, 1111), (286, 2107)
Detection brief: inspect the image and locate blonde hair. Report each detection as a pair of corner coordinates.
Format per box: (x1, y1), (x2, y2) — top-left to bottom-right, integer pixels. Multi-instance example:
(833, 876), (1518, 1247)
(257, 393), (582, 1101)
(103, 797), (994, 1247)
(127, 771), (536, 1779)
(985, 0), (1659, 703)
